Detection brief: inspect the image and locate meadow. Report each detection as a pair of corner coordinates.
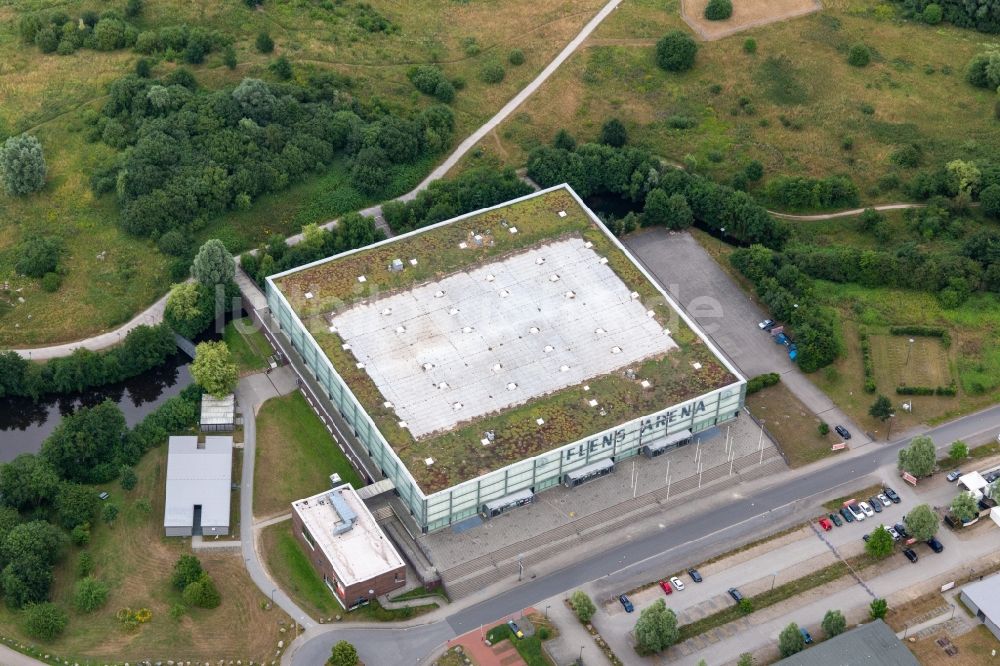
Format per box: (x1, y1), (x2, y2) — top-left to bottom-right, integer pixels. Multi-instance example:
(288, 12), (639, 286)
(0, 0), (607, 347)
(461, 0), (1000, 203)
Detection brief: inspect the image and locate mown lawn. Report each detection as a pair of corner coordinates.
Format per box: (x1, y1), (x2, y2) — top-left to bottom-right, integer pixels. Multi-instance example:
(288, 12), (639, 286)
(222, 318), (272, 374)
(487, 623), (554, 666)
(0, 0), (609, 347)
(746, 381), (835, 467)
(253, 391), (364, 518)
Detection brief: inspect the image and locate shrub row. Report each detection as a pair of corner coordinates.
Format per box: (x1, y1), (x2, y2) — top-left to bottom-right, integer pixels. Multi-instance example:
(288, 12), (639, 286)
(860, 331), (877, 393)
(889, 325), (948, 338)
(763, 175), (860, 211)
(896, 385), (957, 396)
(0, 324), (176, 399)
(746, 373), (780, 394)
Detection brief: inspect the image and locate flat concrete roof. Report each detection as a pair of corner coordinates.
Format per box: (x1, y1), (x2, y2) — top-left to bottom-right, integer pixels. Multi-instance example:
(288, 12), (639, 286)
(331, 237), (676, 439)
(164, 436), (232, 529)
(292, 484), (404, 588)
(774, 620), (918, 666)
(962, 573), (1000, 622)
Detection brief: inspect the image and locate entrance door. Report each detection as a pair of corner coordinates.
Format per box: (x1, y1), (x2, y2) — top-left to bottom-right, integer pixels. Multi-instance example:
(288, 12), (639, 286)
(192, 505), (203, 536)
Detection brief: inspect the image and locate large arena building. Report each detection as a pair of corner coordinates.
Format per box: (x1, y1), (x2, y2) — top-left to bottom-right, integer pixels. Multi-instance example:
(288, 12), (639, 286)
(266, 185), (746, 532)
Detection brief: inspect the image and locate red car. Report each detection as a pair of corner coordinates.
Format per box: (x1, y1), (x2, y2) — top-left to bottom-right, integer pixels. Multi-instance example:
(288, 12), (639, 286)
(818, 518), (833, 531)
(659, 580), (673, 595)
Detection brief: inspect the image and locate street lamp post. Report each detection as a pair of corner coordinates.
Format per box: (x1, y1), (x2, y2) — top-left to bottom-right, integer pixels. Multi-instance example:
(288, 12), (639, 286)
(905, 338), (915, 367)
(545, 605), (550, 619)
(771, 572), (777, 592)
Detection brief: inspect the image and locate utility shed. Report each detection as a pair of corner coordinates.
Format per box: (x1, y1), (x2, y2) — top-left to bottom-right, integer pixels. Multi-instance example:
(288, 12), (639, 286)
(773, 620), (919, 666)
(164, 436), (233, 537)
(200, 394), (236, 432)
(292, 483), (406, 609)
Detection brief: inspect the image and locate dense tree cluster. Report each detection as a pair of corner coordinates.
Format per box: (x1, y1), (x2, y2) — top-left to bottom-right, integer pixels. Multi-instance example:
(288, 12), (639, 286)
(730, 245), (841, 372)
(0, 324), (176, 399)
(134, 24), (230, 64)
(407, 65), (456, 103)
(18, 8), (139, 56)
(895, 0), (1000, 33)
(89, 73), (454, 239)
(527, 141), (789, 247)
(382, 167), (532, 233)
(242, 212), (383, 287)
(907, 159), (1000, 201)
(763, 175), (860, 210)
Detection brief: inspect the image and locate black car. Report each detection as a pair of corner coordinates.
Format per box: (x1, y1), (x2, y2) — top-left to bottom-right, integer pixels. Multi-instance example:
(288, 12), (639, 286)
(869, 496), (883, 513)
(728, 587), (743, 603)
(927, 537), (945, 553)
(903, 548), (918, 563)
(884, 487), (901, 504)
(688, 568), (703, 583)
(894, 522), (909, 539)
(619, 594), (634, 612)
(828, 512), (843, 527)
(839, 507), (855, 523)
(835, 425), (852, 440)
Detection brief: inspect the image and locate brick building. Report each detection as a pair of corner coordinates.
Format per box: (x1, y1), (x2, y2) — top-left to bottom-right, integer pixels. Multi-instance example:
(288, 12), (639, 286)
(291, 483), (406, 609)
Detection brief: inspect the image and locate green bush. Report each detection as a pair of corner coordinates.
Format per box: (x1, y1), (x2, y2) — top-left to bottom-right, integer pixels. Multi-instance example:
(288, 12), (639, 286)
(668, 115), (697, 129)
(743, 38), (758, 55)
(570, 590), (596, 623)
(818, 422), (830, 436)
(76, 552), (94, 578)
(746, 373), (780, 394)
(922, 3), (942, 24)
(269, 56), (292, 80)
(40, 272), (61, 292)
(22, 603), (68, 640)
(171, 554), (203, 591)
(890, 144), (922, 168)
(255, 31), (273, 53)
(508, 48), (525, 65)
(182, 572), (221, 608)
(479, 61), (505, 84)
(1, 134), (48, 196)
(72, 576), (109, 612)
(655, 30), (697, 72)
(848, 44), (871, 67)
(704, 0), (733, 20)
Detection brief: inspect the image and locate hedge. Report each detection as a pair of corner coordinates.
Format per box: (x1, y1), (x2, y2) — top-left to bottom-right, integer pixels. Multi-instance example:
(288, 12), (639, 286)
(746, 373), (780, 394)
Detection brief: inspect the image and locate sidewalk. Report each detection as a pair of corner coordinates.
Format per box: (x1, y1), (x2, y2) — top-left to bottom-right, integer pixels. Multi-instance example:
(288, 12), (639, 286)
(545, 597), (612, 666)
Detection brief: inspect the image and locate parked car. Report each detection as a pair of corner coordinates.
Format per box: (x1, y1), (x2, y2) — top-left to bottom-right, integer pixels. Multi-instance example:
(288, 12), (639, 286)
(894, 522), (909, 539)
(868, 496), (883, 513)
(828, 512), (843, 527)
(819, 517), (833, 531)
(877, 493), (891, 507)
(507, 620), (524, 639)
(947, 469), (962, 482)
(863, 533), (871, 543)
(728, 588), (743, 603)
(800, 627), (813, 644)
(619, 594), (634, 612)
(903, 548), (919, 563)
(847, 504), (866, 521)
(659, 580), (673, 595)
(839, 507), (855, 523)
(927, 537), (945, 553)
(884, 487), (901, 503)
(758, 319), (774, 330)
(859, 502), (875, 517)
(670, 576), (685, 591)
(835, 425), (852, 440)
(688, 568), (703, 583)
(888, 526), (901, 541)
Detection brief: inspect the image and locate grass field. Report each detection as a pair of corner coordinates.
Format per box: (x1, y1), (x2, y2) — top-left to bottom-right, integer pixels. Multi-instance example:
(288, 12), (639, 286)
(254, 391), (364, 519)
(746, 381), (835, 467)
(260, 521), (436, 622)
(223, 318), (272, 374)
(909, 625), (1000, 665)
(459, 0), (1000, 201)
(0, 445), (290, 661)
(0, 0), (609, 347)
(486, 621), (554, 666)
(869, 334), (952, 388)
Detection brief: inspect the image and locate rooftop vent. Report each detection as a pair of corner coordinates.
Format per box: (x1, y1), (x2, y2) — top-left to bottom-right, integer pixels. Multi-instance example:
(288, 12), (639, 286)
(459, 241), (468, 249)
(536, 418), (545, 425)
(588, 399), (599, 407)
(640, 380), (652, 389)
(356, 362), (365, 369)
(382, 308), (392, 316)
(305, 292), (314, 299)
(410, 258), (418, 266)
(630, 291), (640, 300)
(560, 365), (570, 372)
(544, 345), (555, 353)
(611, 346), (622, 354)
(396, 325), (406, 334)
(434, 290), (445, 298)
(383, 401), (393, 408)
(424, 457), (434, 466)
(529, 326), (540, 334)
(506, 382), (517, 391)
(486, 274), (496, 282)
(558, 210), (567, 218)
(692, 362), (702, 370)
(389, 259), (404, 272)
(564, 290), (576, 299)
(342, 343), (352, 351)
(492, 363), (503, 373)
(449, 307), (460, 315)
(452, 402), (463, 411)
(329, 491), (358, 536)
(422, 362), (435, 371)
(508, 226), (518, 234)
(550, 274), (561, 282)
(595, 327), (606, 335)
(499, 289), (510, 298)
(535, 257), (546, 265)
(463, 326), (474, 333)
(599, 257), (609, 265)
(357, 275), (367, 283)
(438, 382), (449, 390)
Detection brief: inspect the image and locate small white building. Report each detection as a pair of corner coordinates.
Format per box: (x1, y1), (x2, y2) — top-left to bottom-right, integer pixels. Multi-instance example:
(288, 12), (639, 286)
(958, 471), (989, 501)
(164, 436), (233, 537)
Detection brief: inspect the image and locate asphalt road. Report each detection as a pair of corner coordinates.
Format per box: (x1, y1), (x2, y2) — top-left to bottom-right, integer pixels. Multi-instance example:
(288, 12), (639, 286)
(289, 403), (1000, 664)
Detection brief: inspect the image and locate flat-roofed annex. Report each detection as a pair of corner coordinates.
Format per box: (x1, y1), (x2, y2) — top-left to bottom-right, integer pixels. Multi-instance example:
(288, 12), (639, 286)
(331, 237), (677, 439)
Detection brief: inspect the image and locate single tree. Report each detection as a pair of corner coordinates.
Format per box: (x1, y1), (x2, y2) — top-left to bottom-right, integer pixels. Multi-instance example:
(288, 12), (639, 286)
(778, 622), (805, 657)
(101, 503), (119, 525)
(120, 465), (138, 491)
(821, 609), (846, 637)
(865, 525), (894, 559)
(329, 640), (359, 666)
(570, 590), (596, 623)
(869, 394), (893, 421)
(164, 282), (215, 339)
(655, 30), (698, 72)
(634, 599), (679, 653)
(0, 454), (60, 511)
(599, 118), (628, 148)
(21, 602), (68, 640)
(183, 572), (221, 608)
(191, 239), (236, 287)
(904, 504), (938, 541)
(952, 492), (979, 523)
(948, 440), (968, 463)
(704, 0), (733, 20)
(191, 341), (239, 398)
(269, 55), (292, 80)
(54, 483), (99, 530)
(256, 31), (274, 53)
(870, 598), (888, 620)
(1, 134), (47, 196)
(41, 401), (128, 484)
(848, 43), (871, 67)
(172, 554), (204, 591)
(897, 435), (936, 477)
